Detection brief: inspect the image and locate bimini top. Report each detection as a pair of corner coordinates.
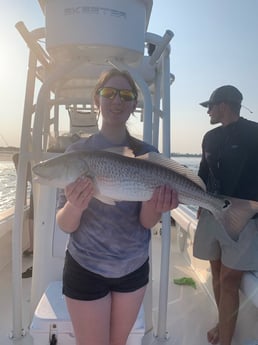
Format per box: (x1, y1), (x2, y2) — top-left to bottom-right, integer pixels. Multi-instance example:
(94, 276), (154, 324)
(37, 0), (153, 28)
(37, 0), (154, 64)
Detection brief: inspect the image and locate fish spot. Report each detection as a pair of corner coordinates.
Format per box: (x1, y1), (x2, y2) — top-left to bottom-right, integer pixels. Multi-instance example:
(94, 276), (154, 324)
(223, 199), (231, 209)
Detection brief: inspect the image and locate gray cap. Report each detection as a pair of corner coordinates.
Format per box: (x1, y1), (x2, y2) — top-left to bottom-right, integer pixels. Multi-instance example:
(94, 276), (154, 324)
(200, 85), (243, 108)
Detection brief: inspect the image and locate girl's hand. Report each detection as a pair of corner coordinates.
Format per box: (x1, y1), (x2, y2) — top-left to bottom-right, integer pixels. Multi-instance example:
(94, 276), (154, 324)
(65, 177), (95, 211)
(147, 185), (179, 213)
(140, 185), (179, 229)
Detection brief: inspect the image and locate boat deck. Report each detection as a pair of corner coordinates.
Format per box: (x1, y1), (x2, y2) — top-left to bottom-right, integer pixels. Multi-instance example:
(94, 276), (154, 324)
(1, 225), (257, 345)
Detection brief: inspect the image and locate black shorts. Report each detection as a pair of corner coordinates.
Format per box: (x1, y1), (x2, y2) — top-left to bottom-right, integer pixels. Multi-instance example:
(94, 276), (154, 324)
(63, 251), (149, 301)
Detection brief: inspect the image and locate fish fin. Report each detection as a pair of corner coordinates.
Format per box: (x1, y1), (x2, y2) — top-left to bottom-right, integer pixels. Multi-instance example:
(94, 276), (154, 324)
(103, 146), (135, 158)
(213, 196), (258, 240)
(93, 193), (116, 206)
(137, 152), (206, 191)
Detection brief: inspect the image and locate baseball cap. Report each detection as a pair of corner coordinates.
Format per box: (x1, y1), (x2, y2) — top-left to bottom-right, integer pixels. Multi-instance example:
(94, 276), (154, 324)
(200, 85), (243, 108)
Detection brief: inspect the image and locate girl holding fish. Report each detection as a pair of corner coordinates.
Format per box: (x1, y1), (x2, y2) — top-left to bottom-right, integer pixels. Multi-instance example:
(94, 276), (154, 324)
(56, 68), (179, 345)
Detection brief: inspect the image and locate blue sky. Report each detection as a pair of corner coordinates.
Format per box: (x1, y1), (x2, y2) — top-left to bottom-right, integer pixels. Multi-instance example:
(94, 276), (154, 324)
(1, 1), (258, 153)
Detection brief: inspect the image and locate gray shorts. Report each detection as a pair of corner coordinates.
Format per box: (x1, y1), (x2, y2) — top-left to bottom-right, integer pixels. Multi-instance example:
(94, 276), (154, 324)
(193, 210), (258, 271)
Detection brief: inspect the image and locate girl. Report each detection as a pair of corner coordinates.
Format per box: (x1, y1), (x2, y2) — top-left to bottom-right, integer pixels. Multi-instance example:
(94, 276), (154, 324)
(56, 68), (178, 345)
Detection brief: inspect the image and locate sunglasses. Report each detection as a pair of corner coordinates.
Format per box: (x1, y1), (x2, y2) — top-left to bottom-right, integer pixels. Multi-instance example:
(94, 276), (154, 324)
(97, 87), (136, 102)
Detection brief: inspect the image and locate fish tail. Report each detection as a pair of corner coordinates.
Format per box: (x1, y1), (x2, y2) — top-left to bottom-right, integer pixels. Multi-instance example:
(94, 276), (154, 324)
(213, 197), (258, 240)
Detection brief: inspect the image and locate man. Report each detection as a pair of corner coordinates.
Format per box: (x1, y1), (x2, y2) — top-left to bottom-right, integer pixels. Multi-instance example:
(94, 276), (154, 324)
(193, 85), (258, 345)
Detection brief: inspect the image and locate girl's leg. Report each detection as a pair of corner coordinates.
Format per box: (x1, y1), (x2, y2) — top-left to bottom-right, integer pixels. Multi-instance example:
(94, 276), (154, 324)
(110, 286), (146, 345)
(65, 293), (111, 345)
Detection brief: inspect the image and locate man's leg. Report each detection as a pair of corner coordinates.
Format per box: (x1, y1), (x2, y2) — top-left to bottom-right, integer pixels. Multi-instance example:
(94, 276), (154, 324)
(218, 264), (243, 345)
(207, 259), (221, 344)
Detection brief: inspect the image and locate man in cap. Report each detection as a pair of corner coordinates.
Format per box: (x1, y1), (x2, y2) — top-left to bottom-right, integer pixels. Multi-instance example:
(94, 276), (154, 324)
(193, 85), (258, 345)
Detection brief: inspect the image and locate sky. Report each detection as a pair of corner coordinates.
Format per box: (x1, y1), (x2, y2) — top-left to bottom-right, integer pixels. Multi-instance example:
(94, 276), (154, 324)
(1, 0), (258, 154)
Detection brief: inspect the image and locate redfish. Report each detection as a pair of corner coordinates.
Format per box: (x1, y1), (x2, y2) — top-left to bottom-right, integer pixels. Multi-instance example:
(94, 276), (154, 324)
(32, 149), (258, 237)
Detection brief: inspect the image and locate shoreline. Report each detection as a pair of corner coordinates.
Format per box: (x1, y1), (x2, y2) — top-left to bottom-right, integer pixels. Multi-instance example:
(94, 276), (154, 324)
(0, 152), (14, 162)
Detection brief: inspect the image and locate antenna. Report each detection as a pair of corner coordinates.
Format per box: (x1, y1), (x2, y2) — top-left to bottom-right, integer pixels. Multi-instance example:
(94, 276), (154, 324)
(242, 104), (253, 114)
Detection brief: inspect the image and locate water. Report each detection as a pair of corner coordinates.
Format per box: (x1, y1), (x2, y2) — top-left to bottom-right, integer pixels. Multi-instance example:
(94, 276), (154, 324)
(0, 156), (201, 213)
(173, 156), (201, 213)
(172, 156), (200, 173)
(0, 161), (17, 213)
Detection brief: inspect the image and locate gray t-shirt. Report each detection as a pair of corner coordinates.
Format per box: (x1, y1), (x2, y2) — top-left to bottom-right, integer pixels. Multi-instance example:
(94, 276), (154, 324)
(57, 132), (158, 278)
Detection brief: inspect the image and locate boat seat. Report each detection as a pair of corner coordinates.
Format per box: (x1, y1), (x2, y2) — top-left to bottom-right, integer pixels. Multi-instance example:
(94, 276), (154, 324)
(68, 107), (98, 136)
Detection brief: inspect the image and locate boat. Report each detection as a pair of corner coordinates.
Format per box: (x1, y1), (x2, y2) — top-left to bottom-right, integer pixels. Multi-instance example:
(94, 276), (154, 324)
(0, 1), (258, 344)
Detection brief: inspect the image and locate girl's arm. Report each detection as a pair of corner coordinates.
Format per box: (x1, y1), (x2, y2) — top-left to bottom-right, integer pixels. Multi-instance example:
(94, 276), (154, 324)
(56, 177), (94, 233)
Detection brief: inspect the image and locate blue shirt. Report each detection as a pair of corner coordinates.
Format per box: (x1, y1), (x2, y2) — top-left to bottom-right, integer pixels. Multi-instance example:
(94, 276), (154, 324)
(57, 132), (158, 278)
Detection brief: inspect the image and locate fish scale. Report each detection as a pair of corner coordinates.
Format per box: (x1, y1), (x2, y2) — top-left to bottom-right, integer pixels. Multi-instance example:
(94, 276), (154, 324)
(88, 153), (220, 211)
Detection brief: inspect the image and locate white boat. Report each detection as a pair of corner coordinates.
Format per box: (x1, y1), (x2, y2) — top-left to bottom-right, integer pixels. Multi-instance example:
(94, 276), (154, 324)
(0, 1), (258, 344)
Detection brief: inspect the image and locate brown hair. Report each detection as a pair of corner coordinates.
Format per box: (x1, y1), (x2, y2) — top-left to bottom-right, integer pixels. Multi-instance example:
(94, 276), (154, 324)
(93, 68), (138, 108)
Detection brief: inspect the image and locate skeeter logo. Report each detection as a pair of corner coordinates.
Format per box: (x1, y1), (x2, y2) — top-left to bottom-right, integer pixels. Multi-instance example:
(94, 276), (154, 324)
(64, 6), (126, 19)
